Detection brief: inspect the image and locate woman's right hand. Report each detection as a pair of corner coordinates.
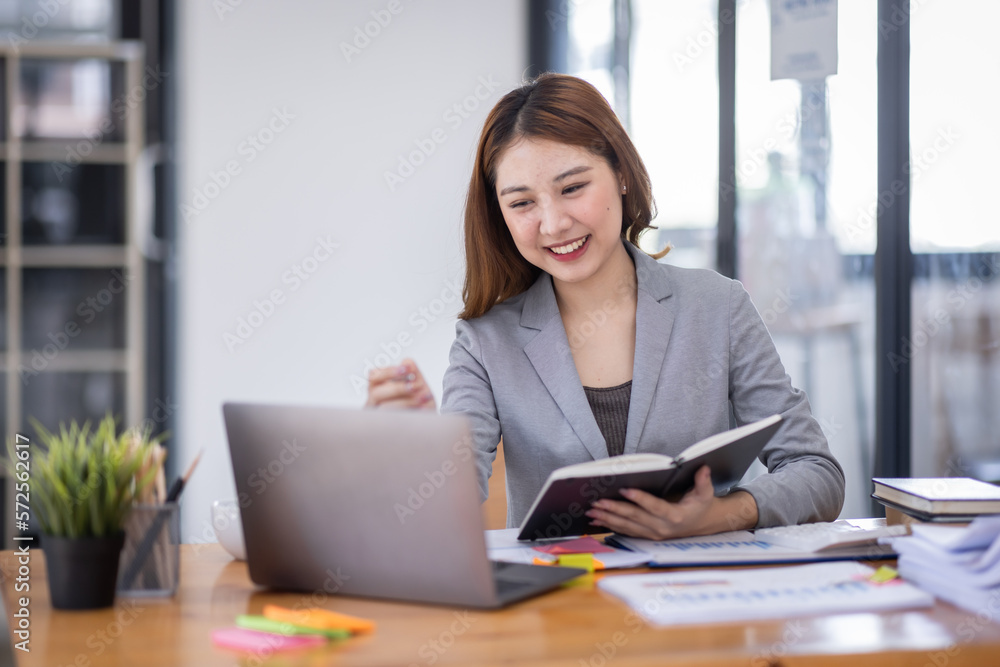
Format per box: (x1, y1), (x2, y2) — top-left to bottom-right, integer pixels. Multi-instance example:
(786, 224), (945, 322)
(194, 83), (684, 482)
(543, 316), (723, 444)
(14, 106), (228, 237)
(365, 358), (437, 410)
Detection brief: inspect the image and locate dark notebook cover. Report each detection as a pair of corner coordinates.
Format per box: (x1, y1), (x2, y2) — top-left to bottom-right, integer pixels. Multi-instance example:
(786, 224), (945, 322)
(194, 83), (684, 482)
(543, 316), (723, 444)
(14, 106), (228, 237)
(516, 415), (783, 541)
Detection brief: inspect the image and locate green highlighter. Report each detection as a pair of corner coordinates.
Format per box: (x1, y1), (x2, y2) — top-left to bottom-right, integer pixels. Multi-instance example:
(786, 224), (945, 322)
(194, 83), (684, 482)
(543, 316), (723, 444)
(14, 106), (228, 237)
(235, 615), (351, 639)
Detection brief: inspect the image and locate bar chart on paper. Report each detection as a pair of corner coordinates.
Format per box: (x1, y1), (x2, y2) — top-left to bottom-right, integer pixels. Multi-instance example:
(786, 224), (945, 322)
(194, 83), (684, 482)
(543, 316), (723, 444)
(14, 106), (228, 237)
(608, 525), (897, 566)
(597, 562), (935, 626)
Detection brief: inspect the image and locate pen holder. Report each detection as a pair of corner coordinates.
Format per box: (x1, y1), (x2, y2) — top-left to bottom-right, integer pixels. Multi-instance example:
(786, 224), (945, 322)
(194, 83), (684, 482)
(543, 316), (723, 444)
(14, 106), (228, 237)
(117, 502), (180, 597)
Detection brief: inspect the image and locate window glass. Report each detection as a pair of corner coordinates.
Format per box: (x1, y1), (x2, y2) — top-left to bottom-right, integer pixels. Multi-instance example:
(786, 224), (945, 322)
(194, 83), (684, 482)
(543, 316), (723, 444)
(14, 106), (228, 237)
(910, 1), (1000, 484)
(736, 0), (876, 518)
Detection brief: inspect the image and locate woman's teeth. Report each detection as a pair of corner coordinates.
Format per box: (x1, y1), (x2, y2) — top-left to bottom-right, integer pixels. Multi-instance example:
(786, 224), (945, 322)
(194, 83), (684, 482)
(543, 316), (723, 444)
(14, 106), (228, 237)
(550, 236), (588, 255)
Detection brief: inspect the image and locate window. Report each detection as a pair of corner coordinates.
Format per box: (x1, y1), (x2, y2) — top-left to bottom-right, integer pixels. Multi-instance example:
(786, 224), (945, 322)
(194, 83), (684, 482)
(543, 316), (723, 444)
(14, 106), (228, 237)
(553, 0), (1000, 514)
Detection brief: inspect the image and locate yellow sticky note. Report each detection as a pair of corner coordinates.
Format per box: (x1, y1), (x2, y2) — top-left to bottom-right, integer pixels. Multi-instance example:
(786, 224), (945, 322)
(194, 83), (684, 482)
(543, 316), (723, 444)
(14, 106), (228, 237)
(557, 553), (595, 572)
(869, 565), (899, 584)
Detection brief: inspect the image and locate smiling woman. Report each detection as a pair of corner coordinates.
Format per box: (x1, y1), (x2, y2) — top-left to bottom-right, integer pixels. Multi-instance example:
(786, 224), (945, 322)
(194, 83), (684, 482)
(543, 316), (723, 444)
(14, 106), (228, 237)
(459, 73), (666, 321)
(366, 74), (845, 541)
(494, 140), (628, 290)
(493, 137), (638, 391)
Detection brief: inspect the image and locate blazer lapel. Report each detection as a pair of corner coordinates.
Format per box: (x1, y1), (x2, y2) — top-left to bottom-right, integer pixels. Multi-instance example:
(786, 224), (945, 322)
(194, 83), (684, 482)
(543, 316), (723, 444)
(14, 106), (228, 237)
(623, 245), (675, 455)
(521, 274), (609, 462)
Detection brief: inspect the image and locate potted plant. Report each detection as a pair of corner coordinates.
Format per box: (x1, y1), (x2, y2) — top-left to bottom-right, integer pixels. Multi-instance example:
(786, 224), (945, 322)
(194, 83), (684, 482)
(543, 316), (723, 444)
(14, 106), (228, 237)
(7, 414), (162, 610)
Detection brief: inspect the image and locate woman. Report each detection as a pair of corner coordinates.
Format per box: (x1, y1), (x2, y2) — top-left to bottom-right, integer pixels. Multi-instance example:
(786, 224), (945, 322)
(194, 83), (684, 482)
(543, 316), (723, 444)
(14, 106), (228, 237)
(367, 73), (844, 539)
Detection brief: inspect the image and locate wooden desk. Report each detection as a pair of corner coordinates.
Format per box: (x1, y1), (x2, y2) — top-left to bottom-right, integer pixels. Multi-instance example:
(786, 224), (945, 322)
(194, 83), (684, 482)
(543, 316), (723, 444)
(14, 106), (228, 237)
(4, 544), (1000, 666)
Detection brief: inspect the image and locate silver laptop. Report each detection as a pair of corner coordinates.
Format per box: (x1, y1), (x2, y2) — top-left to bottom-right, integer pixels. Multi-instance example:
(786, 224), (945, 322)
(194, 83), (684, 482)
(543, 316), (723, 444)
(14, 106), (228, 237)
(222, 402), (585, 608)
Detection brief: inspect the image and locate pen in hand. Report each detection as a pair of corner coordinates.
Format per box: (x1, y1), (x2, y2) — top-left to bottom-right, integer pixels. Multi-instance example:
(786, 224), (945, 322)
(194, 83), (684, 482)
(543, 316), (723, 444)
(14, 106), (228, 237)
(365, 359), (436, 410)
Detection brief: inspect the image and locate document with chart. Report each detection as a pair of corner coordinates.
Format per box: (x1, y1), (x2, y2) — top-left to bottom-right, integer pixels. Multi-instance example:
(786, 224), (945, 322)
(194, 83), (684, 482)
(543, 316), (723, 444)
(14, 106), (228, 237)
(598, 562), (935, 625)
(609, 524), (898, 567)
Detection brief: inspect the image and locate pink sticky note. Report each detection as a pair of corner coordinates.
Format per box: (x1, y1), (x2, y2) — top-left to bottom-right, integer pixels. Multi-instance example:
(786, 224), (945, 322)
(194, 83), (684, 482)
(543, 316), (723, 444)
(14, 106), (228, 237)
(533, 536), (615, 555)
(212, 627), (326, 653)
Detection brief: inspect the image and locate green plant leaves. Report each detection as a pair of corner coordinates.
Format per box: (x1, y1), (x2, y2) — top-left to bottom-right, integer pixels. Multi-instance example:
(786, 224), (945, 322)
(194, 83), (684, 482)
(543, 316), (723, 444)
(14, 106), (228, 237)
(3, 414), (165, 538)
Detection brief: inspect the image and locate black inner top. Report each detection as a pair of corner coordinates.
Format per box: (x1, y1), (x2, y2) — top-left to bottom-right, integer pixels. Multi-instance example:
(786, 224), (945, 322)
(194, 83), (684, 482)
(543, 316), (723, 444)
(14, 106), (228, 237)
(582, 380), (632, 458)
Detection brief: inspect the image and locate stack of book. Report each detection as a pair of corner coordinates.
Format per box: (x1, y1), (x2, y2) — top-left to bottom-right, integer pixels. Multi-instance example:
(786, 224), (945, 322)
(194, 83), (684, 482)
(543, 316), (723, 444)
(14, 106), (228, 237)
(886, 516), (1000, 614)
(872, 477), (1000, 523)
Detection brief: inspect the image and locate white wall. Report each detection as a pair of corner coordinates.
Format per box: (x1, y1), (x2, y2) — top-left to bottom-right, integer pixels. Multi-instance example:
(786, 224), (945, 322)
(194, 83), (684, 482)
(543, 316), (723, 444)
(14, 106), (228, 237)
(177, 1), (527, 543)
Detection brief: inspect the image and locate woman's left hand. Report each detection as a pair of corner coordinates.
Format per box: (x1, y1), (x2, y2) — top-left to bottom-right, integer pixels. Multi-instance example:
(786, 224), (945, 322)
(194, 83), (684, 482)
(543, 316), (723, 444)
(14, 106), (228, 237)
(584, 465), (758, 540)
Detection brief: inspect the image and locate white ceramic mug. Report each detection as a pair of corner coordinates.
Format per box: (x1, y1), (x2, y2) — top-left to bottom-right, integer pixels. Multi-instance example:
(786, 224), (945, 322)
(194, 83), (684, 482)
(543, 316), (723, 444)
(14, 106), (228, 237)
(211, 499), (247, 561)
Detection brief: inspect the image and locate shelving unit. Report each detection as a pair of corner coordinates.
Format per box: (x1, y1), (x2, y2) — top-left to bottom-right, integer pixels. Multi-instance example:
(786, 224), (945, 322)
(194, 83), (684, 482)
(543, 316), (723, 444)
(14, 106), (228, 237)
(0, 41), (147, 546)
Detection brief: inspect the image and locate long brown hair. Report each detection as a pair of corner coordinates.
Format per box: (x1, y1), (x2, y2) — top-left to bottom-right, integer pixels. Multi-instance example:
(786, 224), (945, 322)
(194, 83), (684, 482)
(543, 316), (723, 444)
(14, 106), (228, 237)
(459, 73), (664, 320)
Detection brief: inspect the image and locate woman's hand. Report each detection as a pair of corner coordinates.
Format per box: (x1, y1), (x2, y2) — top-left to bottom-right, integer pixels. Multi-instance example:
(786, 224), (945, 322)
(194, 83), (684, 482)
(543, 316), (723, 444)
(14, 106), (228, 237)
(584, 466), (759, 540)
(365, 358), (437, 410)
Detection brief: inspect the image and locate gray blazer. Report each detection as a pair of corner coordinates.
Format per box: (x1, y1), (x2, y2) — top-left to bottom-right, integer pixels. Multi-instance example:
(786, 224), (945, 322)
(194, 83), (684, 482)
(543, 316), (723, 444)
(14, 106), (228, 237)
(441, 243), (845, 528)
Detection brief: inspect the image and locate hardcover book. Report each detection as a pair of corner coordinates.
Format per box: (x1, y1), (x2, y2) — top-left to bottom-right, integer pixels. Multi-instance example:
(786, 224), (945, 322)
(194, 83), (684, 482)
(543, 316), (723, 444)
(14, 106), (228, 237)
(517, 414), (783, 541)
(872, 477), (1000, 517)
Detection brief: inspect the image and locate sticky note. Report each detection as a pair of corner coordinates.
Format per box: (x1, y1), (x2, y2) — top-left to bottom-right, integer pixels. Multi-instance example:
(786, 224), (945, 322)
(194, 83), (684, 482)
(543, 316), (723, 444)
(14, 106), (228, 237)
(211, 627), (325, 652)
(533, 536), (615, 555)
(557, 553), (595, 572)
(262, 605), (376, 634)
(236, 615), (350, 639)
(869, 565), (900, 584)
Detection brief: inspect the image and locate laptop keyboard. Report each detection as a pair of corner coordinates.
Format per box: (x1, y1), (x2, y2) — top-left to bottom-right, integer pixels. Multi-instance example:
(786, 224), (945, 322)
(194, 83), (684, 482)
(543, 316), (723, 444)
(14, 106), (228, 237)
(494, 577), (537, 597)
(491, 561), (516, 574)
(491, 560), (549, 598)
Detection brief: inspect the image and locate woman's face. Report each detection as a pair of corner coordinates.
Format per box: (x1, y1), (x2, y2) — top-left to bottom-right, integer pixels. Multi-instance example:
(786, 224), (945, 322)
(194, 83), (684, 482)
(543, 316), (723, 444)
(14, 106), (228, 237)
(494, 138), (626, 288)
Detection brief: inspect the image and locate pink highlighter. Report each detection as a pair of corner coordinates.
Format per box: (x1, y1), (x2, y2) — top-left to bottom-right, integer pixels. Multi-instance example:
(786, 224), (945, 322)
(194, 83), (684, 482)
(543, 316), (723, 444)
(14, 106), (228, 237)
(212, 627), (326, 653)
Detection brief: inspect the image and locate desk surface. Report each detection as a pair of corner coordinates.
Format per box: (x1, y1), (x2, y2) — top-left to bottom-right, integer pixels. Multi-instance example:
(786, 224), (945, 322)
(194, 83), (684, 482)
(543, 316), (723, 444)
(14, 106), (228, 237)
(4, 544), (1000, 666)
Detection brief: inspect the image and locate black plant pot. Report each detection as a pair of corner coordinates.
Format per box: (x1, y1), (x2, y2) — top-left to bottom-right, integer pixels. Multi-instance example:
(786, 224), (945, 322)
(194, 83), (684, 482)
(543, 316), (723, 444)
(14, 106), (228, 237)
(43, 533), (126, 610)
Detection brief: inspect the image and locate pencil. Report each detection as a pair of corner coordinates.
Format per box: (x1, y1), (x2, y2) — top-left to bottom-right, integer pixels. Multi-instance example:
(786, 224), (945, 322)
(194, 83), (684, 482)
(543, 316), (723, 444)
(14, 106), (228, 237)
(121, 448), (204, 590)
(166, 449), (204, 502)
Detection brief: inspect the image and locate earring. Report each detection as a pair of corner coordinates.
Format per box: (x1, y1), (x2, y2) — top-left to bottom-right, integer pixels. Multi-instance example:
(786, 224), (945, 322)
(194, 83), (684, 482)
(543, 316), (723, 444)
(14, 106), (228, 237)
(621, 185), (627, 194)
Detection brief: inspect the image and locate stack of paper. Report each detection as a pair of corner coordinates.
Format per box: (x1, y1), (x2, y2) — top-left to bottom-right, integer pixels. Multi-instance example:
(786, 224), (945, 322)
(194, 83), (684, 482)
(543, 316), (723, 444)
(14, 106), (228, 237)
(597, 561), (934, 626)
(885, 515), (1000, 614)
